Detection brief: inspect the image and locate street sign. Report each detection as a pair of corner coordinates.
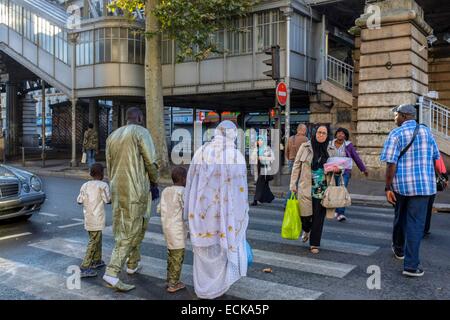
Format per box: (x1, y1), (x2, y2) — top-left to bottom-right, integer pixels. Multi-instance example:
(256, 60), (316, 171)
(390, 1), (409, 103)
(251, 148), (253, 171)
(276, 82), (288, 106)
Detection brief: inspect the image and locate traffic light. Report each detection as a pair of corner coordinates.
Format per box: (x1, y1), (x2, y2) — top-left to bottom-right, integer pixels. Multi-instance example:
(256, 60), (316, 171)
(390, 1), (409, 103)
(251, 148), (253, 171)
(269, 108), (276, 118)
(263, 45), (280, 80)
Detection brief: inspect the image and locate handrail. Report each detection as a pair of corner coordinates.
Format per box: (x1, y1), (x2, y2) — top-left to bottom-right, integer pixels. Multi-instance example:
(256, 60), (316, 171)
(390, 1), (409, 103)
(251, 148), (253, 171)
(418, 96), (450, 140)
(327, 55), (354, 91)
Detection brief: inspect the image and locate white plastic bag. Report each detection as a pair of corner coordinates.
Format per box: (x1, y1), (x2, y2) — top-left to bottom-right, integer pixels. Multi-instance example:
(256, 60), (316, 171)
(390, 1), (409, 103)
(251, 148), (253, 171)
(81, 152), (87, 164)
(324, 157), (352, 173)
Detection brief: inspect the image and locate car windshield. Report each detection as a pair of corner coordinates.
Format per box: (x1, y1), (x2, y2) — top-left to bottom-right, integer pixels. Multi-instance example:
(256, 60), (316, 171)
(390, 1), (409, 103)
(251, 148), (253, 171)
(0, 166), (16, 177)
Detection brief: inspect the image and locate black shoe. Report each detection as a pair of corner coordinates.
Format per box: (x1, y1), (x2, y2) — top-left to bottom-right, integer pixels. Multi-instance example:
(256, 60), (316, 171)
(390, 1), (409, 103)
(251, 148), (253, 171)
(391, 246), (404, 260)
(423, 231), (431, 239)
(402, 268), (424, 277)
(250, 201), (258, 206)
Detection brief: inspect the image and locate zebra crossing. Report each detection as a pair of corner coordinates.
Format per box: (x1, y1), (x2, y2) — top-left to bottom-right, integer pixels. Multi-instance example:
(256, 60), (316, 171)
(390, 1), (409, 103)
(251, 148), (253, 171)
(0, 200), (400, 300)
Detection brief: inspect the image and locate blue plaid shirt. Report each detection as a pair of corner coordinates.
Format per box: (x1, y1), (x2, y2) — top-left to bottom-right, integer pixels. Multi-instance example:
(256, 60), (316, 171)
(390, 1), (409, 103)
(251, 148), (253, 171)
(380, 120), (440, 196)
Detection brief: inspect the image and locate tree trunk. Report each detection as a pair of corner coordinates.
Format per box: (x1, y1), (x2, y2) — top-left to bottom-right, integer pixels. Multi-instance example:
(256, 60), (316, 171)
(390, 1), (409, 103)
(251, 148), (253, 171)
(145, 0), (169, 175)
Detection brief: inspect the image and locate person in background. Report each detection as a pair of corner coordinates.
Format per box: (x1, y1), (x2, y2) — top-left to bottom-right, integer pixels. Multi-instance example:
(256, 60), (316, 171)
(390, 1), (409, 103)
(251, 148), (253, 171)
(83, 123), (98, 168)
(158, 166), (188, 293)
(331, 127), (368, 221)
(424, 155), (448, 238)
(290, 125), (339, 254)
(77, 163), (111, 278)
(285, 124), (309, 173)
(380, 104), (440, 277)
(251, 134), (275, 206)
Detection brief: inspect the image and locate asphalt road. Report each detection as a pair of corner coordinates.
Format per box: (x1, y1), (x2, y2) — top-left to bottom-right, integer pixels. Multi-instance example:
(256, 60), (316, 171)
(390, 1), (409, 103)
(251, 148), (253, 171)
(0, 176), (449, 300)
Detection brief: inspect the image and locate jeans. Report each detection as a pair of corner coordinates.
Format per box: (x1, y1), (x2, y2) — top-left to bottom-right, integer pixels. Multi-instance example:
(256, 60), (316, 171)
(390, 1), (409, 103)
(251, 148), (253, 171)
(392, 193), (430, 270)
(424, 194), (436, 234)
(335, 171), (351, 216)
(86, 149), (96, 168)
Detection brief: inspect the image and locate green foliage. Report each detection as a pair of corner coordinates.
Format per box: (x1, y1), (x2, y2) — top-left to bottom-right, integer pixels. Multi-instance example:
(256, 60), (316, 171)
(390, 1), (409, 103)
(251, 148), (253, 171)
(109, 0), (258, 62)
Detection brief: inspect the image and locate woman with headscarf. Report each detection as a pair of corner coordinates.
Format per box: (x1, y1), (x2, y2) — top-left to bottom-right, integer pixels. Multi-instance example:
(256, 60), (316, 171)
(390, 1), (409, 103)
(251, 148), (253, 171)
(184, 120), (249, 299)
(289, 125), (338, 254)
(250, 133), (275, 206)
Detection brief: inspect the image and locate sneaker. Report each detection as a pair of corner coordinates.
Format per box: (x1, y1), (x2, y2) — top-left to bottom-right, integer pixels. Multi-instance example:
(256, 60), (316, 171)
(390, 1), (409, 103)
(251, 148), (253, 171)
(391, 246), (404, 260)
(80, 268), (98, 278)
(105, 280), (136, 292)
(126, 264), (142, 275)
(336, 214), (346, 222)
(91, 260), (106, 269)
(403, 268), (424, 277)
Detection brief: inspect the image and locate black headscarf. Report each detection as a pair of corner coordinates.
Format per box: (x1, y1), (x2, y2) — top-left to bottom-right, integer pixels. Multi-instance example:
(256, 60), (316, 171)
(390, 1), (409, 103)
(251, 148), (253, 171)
(311, 127), (330, 171)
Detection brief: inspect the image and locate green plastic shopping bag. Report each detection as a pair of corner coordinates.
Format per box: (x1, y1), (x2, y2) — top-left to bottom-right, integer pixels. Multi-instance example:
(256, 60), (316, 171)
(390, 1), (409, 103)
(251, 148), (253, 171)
(281, 193), (302, 240)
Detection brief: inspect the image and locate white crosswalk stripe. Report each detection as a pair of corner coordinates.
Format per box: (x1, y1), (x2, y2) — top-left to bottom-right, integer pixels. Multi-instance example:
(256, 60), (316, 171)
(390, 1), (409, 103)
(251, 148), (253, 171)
(3, 201), (399, 300)
(146, 216), (381, 255)
(102, 226), (356, 278)
(0, 256), (141, 300)
(30, 237), (323, 300)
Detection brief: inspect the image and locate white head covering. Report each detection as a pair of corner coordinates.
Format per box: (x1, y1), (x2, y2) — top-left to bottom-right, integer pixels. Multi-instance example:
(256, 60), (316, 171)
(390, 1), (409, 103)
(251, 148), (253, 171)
(184, 120), (249, 251)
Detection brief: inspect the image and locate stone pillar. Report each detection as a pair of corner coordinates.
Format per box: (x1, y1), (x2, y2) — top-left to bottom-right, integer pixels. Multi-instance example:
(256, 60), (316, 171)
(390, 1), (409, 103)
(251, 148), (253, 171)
(354, 0), (432, 179)
(429, 56), (450, 107)
(5, 82), (20, 157)
(21, 94), (38, 147)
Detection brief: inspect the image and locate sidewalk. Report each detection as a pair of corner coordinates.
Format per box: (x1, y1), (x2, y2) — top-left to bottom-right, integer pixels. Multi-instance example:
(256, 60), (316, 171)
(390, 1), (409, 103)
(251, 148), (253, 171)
(8, 159), (450, 212)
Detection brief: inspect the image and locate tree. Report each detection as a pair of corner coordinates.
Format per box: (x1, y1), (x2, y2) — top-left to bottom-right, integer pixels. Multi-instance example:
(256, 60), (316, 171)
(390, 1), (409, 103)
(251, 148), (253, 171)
(109, 0), (257, 174)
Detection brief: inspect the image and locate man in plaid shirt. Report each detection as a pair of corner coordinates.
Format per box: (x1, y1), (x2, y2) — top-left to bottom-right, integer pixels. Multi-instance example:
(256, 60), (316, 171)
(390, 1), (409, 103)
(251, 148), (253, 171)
(380, 104), (440, 277)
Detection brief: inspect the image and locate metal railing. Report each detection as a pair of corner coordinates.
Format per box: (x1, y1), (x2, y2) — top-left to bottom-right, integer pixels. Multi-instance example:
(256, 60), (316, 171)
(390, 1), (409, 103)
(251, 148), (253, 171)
(418, 96), (450, 140)
(326, 55), (354, 91)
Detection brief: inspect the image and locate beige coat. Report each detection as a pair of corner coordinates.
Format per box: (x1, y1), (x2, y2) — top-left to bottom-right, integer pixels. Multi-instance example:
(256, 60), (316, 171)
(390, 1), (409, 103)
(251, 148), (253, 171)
(289, 141), (337, 217)
(157, 186), (187, 250)
(77, 180), (111, 231)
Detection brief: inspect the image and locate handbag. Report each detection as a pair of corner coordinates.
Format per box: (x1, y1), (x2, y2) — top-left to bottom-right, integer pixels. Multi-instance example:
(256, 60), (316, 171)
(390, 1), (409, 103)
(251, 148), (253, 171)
(81, 152), (87, 164)
(245, 240), (253, 267)
(436, 173), (447, 192)
(281, 193), (302, 240)
(321, 173), (352, 209)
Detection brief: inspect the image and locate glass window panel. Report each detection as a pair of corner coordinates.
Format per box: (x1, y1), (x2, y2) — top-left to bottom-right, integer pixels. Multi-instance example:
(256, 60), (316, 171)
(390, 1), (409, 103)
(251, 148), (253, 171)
(128, 38), (135, 63)
(120, 38), (128, 62)
(120, 28), (127, 38)
(111, 38), (120, 61)
(112, 27), (119, 38)
(105, 27), (111, 38)
(105, 38), (111, 62)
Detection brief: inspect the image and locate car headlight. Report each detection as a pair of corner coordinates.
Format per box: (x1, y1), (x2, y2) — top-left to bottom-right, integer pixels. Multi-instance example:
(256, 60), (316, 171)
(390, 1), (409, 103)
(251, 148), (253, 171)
(30, 176), (42, 191)
(22, 182), (30, 193)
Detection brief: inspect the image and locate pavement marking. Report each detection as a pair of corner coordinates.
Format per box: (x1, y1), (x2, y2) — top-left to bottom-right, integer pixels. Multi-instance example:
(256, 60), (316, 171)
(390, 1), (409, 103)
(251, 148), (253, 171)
(102, 226), (356, 279)
(30, 237), (323, 300)
(57, 219), (84, 229)
(38, 212), (59, 217)
(0, 256), (142, 300)
(249, 205), (395, 220)
(148, 214), (389, 243)
(247, 229), (379, 256)
(0, 233), (32, 241)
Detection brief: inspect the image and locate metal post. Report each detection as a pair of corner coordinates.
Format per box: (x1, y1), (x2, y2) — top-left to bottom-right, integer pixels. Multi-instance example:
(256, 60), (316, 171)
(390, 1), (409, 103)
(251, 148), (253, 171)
(41, 79), (46, 168)
(283, 7), (293, 175)
(69, 33), (79, 167)
(274, 80), (281, 187)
